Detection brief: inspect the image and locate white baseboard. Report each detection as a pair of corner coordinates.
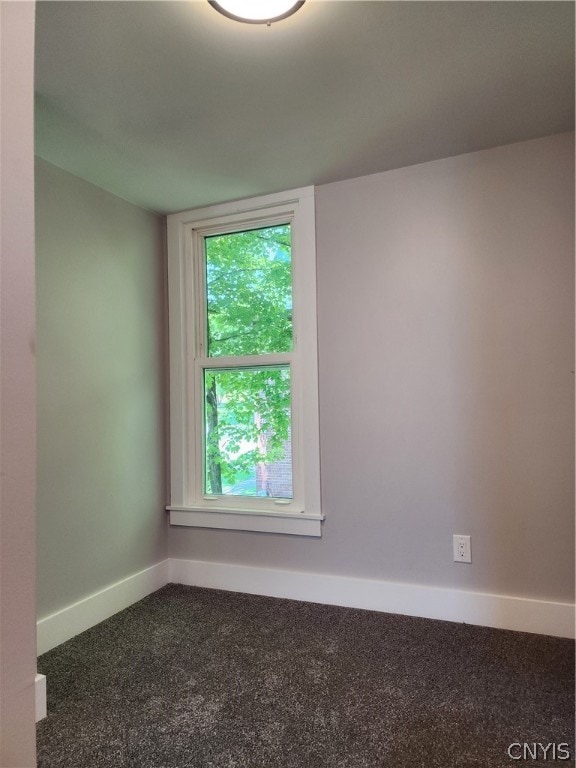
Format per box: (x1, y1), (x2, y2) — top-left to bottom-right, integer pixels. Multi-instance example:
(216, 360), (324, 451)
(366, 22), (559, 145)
(169, 558), (575, 639)
(37, 560), (170, 655)
(36, 557), (574, 657)
(35, 673), (46, 722)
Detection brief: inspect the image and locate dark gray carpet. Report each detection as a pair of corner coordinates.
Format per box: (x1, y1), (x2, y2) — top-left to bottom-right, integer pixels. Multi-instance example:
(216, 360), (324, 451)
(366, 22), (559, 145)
(37, 584), (574, 768)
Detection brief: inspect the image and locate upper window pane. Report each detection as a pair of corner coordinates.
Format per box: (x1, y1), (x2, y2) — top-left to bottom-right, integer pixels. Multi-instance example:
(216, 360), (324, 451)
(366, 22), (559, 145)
(204, 224), (292, 357)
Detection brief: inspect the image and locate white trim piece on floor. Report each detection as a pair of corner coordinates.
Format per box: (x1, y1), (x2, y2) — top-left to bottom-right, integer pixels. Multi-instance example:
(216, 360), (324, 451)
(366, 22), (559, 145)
(35, 673), (47, 722)
(37, 560), (170, 655)
(35, 557), (575, 656)
(169, 558), (575, 639)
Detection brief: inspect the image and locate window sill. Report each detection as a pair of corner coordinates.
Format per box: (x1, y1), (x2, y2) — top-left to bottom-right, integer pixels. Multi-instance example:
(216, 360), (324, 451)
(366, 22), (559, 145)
(167, 506), (324, 537)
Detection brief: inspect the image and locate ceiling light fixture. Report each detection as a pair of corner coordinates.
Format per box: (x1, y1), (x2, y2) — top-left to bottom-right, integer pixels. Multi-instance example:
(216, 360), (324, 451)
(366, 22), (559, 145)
(208, 0), (305, 25)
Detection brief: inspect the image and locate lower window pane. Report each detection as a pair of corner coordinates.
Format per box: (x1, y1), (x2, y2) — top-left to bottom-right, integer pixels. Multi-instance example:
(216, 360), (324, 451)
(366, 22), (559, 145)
(203, 366), (292, 499)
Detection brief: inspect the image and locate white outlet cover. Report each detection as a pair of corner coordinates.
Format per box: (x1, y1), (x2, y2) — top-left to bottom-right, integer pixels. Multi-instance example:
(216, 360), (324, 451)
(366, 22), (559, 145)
(453, 534), (472, 563)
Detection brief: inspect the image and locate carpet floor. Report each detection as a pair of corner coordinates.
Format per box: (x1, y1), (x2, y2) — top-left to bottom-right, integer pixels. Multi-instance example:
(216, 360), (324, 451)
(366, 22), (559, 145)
(37, 584), (574, 768)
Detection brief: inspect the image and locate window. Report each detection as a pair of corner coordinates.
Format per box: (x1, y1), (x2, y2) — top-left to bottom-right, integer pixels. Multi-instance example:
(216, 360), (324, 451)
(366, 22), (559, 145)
(166, 188), (323, 536)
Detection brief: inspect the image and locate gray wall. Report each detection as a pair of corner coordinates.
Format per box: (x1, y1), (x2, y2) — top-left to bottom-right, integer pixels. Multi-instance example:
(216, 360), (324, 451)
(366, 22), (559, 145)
(0, 2), (37, 765)
(36, 158), (167, 619)
(169, 133), (575, 604)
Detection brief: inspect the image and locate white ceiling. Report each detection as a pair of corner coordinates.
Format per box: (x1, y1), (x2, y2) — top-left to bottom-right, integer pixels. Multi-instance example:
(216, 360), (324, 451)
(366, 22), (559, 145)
(35, 1), (574, 215)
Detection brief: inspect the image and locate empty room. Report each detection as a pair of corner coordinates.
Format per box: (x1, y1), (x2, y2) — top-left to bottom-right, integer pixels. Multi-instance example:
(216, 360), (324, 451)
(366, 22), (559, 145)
(1, 1), (574, 767)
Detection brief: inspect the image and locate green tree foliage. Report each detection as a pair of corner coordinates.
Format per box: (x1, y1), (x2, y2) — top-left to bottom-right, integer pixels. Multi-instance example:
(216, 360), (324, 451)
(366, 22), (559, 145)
(204, 225), (292, 496)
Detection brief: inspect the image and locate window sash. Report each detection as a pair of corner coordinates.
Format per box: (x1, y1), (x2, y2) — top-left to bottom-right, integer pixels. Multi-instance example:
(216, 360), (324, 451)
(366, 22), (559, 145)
(202, 223), (293, 359)
(193, 215), (296, 360)
(192, 358), (302, 512)
(195, 360), (299, 508)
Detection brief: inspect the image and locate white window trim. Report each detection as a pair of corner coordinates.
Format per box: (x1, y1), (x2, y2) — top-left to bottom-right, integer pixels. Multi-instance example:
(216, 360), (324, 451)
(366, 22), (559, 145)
(166, 187), (323, 537)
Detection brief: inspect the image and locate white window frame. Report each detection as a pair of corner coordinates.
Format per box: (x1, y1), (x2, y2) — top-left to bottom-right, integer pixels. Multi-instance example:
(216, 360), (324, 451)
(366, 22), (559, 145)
(166, 187), (323, 537)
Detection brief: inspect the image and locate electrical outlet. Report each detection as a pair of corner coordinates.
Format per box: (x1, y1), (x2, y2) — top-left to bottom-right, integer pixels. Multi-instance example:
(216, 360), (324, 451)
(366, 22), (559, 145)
(453, 534), (471, 563)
